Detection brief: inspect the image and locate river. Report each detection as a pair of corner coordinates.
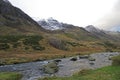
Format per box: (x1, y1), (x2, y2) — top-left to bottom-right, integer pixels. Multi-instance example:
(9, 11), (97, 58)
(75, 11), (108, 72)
(0, 52), (120, 80)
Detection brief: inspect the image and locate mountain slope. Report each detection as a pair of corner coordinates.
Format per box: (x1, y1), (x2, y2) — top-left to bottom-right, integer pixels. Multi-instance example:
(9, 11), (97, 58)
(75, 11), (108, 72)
(0, 0), (120, 65)
(85, 25), (119, 41)
(0, 0), (43, 34)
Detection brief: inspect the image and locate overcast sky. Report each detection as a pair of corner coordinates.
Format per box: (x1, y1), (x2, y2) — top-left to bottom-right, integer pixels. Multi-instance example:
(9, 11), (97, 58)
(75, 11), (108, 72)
(9, 0), (119, 30)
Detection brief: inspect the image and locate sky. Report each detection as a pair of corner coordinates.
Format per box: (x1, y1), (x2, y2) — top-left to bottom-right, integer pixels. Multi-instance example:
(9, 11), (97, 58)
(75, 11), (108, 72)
(9, 0), (119, 31)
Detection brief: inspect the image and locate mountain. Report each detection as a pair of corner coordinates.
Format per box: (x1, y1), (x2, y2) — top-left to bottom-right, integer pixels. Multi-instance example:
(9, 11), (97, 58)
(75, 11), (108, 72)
(85, 25), (119, 41)
(38, 18), (120, 42)
(0, 0), (42, 35)
(0, 0), (120, 65)
(38, 18), (78, 30)
(85, 25), (104, 33)
(38, 18), (64, 30)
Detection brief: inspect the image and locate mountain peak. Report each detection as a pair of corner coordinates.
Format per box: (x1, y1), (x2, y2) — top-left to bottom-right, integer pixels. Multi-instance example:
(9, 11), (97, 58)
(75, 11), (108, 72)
(38, 18), (63, 30)
(38, 18), (80, 30)
(85, 25), (101, 33)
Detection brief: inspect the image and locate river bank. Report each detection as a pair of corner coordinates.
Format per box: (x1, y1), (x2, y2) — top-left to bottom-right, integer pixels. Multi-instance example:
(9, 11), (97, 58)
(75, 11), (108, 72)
(0, 52), (120, 80)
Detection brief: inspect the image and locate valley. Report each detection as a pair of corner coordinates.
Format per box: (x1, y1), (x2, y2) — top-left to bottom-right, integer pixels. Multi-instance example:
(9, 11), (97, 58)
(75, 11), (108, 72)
(0, 0), (120, 80)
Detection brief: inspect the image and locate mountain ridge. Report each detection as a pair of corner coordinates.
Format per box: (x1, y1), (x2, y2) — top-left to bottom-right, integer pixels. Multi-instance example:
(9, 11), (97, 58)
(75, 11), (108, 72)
(0, 0), (44, 34)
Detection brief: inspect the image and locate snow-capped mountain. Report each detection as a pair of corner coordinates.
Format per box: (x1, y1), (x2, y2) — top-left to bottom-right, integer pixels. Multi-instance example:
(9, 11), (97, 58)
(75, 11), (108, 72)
(38, 18), (64, 30)
(38, 17), (79, 30)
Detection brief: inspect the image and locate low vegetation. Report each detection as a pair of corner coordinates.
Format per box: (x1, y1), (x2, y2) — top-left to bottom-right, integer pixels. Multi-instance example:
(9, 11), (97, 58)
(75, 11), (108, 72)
(0, 43), (10, 50)
(39, 66), (120, 80)
(0, 35), (45, 51)
(0, 35), (119, 65)
(0, 72), (22, 80)
(112, 55), (120, 66)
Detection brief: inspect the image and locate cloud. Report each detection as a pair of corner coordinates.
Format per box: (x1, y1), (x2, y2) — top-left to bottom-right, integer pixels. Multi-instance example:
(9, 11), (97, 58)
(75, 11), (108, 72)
(94, 0), (120, 31)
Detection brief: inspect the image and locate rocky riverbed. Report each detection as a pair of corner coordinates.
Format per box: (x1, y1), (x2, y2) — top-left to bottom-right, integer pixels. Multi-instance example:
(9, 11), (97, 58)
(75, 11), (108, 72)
(0, 52), (120, 80)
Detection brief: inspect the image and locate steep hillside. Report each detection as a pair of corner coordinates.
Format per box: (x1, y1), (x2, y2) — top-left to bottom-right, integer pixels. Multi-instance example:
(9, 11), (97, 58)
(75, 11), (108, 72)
(0, 0), (43, 35)
(0, 0), (120, 65)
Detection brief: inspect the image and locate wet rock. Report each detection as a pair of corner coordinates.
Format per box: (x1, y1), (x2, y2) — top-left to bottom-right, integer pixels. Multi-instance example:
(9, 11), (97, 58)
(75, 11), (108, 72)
(54, 59), (62, 63)
(88, 57), (96, 61)
(79, 55), (89, 59)
(70, 57), (77, 61)
(43, 61), (58, 74)
(89, 62), (95, 65)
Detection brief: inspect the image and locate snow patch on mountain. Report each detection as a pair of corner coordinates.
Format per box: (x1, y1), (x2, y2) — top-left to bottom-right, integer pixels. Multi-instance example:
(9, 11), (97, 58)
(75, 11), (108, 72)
(38, 17), (64, 30)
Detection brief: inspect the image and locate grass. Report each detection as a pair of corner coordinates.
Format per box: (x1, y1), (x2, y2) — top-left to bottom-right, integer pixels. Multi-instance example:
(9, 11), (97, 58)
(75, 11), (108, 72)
(0, 72), (22, 80)
(0, 35), (45, 52)
(39, 66), (120, 80)
(112, 55), (120, 66)
(0, 35), (119, 65)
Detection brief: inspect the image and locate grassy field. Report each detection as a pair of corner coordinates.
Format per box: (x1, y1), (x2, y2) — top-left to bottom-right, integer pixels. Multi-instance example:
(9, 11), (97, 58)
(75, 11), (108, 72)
(39, 66), (120, 80)
(0, 35), (120, 65)
(0, 72), (22, 80)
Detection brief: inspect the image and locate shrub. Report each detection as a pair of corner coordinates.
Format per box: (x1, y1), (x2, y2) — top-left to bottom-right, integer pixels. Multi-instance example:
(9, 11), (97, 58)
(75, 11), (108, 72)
(112, 55), (120, 66)
(43, 61), (59, 74)
(104, 41), (117, 49)
(12, 42), (21, 48)
(24, 47), (29, 50)
(0, 35), (23, 43)
(0, 43), (10, 50)
(23, 36), (43, 46)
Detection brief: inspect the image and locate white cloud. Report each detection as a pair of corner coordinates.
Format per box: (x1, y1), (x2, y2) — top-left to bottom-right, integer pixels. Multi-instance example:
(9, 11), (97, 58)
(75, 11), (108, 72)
(9, 0), (117, 28)
(94, 0), (120, 30)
